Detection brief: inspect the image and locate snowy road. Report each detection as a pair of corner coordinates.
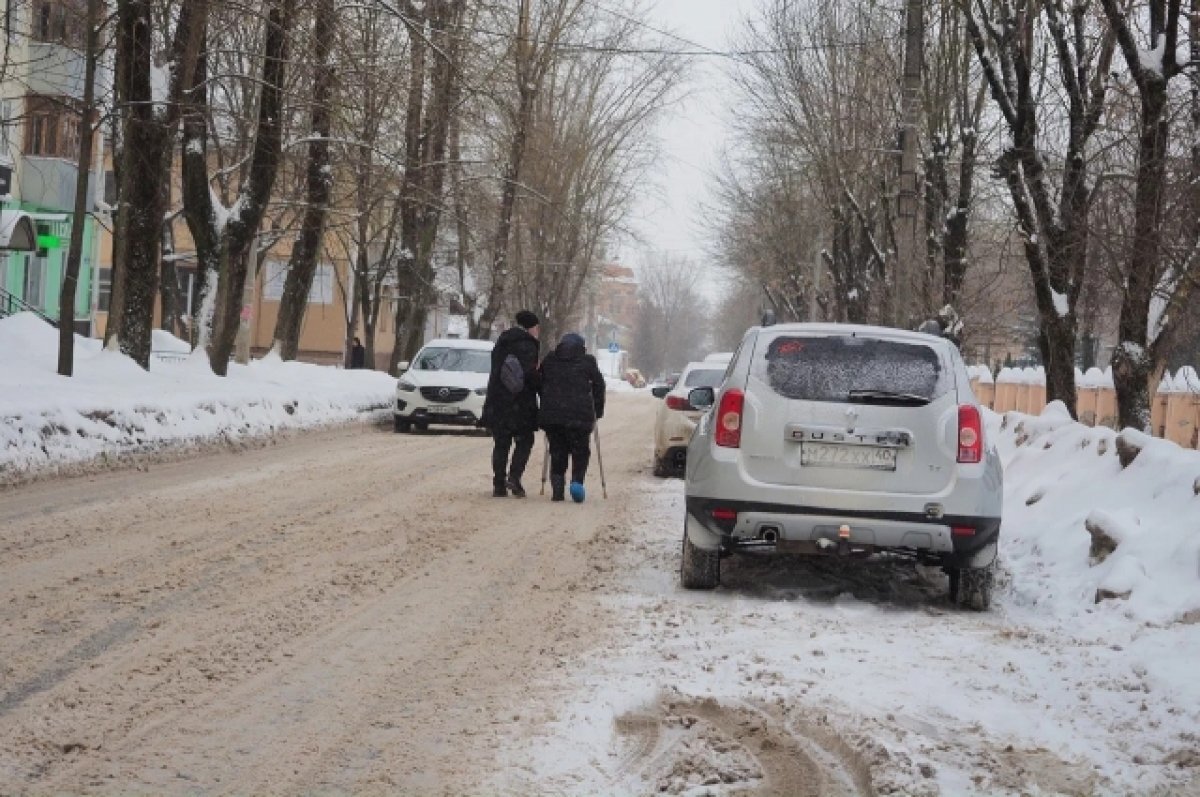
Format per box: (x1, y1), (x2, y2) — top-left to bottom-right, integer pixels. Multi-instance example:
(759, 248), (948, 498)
(1, 393), (1197, 795)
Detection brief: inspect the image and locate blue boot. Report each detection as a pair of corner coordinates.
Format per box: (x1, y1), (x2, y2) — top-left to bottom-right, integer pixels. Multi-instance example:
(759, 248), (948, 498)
(569, 481), (586, 503)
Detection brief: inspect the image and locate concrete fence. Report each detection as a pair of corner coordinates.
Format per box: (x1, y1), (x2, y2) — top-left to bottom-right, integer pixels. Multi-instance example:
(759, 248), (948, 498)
(968, 365), (1200, 450)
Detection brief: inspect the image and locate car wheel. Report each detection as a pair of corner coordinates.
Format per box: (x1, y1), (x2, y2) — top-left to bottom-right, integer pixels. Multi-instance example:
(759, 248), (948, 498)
(394, 417), (411, 433)
(414, 421), (429, 432)
(680, 525), (720, 590)
(947, 561), (995, 611)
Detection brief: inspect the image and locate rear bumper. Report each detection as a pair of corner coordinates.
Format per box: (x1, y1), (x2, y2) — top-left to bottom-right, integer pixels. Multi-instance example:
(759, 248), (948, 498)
(685, 496), (999, 563)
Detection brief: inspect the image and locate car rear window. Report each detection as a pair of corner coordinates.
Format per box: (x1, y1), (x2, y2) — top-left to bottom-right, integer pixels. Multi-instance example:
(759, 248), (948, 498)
(754, 335), (948, 403)
(683, 368), (725, 388)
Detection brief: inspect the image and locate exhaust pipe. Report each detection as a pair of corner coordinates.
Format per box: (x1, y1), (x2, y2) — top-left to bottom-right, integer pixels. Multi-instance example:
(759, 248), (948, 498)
(760, 527), (779, 544)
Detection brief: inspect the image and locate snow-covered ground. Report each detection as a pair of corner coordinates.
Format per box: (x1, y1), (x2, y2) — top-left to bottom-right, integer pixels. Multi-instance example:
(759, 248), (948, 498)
(495, 404), (1200, 795)
(1, 313), (395, 483)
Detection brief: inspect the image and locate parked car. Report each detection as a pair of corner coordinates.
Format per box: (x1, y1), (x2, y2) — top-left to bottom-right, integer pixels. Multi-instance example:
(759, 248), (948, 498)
(679, 323), (1003, 610)
(394, 338), (493, 433)
(652, 360), (729, 477)
(704, 352), (734, 364)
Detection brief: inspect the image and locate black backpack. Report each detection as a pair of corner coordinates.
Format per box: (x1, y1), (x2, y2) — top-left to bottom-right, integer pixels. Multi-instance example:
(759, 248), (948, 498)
(500, 354), (524, 394)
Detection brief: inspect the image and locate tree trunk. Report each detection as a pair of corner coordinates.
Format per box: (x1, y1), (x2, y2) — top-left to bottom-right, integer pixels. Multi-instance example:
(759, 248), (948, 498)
(272, 0), (335, 360)
(206, 0), (293, 375)
(57, 0), (99, 376)
(107, 0), (166, 367)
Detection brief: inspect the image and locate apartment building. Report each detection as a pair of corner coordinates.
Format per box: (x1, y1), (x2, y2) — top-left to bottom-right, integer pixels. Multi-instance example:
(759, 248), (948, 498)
(0, 0), (102, 333)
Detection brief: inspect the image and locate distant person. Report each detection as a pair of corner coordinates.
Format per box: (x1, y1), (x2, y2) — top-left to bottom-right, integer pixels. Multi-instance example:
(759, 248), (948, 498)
(481, 310), (541, 497)
(538, 333), (605, 503)
(350, 337), (366, 369)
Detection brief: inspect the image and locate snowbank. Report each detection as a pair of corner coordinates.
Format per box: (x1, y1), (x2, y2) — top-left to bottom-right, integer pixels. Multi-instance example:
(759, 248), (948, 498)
(1, 313), (396, 482)
(988, 401), (1200, 625)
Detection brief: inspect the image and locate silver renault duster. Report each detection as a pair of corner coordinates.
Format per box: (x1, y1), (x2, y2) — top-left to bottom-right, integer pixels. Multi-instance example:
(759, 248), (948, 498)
(681, 323), (1003, 610)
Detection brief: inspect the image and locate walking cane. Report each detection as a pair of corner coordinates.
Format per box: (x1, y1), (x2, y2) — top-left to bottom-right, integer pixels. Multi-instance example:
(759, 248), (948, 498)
(593, 423), (608, 499)
(539, 435), (550, 495)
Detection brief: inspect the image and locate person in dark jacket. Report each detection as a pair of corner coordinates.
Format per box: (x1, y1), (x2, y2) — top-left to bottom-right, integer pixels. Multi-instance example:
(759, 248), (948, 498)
(538, 332), (605, 502)
(350, 337), (366, 369)
(482, 310), (541, 497)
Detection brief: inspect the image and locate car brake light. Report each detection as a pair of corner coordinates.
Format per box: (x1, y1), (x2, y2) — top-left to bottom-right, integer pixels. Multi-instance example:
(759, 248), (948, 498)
(952, 525), (976, 536)
(665, 395), (691, 411)
(714, 389), (744, 448)
(958, 405), (983, 464)
(711, 507), (737, 521)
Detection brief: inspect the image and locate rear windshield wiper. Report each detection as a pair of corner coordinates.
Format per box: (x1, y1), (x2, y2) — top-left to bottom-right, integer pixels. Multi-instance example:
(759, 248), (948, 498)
(846, 389), (931, 406)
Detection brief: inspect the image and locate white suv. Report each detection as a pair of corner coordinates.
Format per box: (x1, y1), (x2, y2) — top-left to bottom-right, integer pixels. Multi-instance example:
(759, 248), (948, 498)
(680, 323), (1003, 610)
(394, 338), (493, 433)
(652, 361), (728, 476)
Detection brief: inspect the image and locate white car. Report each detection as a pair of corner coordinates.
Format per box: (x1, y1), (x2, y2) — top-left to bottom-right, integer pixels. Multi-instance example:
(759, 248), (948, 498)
(652, 360), (729, 476)
(394, 338), (493, 433)
(680, 323), (1003, 610)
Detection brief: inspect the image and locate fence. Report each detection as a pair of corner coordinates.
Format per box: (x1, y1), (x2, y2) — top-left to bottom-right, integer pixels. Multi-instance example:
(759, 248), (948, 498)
(968, 365), (1200, 451)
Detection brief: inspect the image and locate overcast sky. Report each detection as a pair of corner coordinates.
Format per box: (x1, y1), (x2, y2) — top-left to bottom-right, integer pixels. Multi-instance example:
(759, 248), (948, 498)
(613, 0), (758, 289)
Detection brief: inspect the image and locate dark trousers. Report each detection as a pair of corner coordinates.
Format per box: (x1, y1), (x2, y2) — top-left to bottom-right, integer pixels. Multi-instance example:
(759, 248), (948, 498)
(545, 426), (591, 484)
(492, 429), (534, 485)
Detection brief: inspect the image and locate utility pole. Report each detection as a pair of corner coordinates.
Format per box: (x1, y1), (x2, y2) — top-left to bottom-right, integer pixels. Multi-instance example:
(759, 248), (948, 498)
(894, 0), (924, 330)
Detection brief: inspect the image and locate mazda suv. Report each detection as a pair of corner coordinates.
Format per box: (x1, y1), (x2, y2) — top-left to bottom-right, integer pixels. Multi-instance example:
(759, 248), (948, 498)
(394, 338), (493, 432)
(680, 323), (1002, 610)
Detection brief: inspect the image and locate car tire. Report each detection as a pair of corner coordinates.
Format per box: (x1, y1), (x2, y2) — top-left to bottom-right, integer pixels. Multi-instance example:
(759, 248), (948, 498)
(414, 421), (429, 432)
(947, 562), (995, 611)
(653, 455), (669, 478)
(394, 417), (411, 433)
(680, 526), (720, 590)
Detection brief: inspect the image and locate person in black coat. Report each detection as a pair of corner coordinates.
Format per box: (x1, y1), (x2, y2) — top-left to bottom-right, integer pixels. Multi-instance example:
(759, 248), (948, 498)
(349, 337), (366, 369)
(538, 332), (605, 502)
(482, 310), (541, 497)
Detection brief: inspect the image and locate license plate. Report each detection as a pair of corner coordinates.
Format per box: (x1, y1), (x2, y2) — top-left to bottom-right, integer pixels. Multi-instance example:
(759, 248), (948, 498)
(800, 442), (897, 471)
(426, 405), (459, 415)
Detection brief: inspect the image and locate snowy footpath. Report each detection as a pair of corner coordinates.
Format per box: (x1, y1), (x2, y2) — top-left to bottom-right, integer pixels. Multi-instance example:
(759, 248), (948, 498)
(495, 404), (1200, 795)
(0, 313), (396, 484)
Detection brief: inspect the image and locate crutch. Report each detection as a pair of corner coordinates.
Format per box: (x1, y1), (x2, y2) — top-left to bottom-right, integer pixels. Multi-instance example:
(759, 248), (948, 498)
(593, 423), (608, 499)
(539, 435), (550, 495)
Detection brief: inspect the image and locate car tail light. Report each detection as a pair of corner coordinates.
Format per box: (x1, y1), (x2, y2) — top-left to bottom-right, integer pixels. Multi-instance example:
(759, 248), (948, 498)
(710, 507), (738, 521)
(665, 395), (692, 411)
(958, 405), (983, 464)
(714, 389), (744, 448)
(951, 525), (976, 536)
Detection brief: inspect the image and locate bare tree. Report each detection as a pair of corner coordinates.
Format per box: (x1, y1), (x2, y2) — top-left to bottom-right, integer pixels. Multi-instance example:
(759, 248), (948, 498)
(271, 0), (336, 359)
(961, 0), (1116, 416)
(1100, 0), (1198, 429)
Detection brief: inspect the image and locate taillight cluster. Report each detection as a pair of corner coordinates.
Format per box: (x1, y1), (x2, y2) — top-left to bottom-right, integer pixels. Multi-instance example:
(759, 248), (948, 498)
(958, 405), (983, 463)
(665, 395), (692, 411)
(714, 389), (744, 448)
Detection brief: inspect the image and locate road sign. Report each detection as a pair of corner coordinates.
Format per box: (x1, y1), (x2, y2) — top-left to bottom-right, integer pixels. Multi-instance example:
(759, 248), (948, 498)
(608, 341), (619, 353)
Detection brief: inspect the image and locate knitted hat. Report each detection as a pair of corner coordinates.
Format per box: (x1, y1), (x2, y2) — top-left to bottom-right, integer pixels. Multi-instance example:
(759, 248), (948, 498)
(515, 310), (539, 329)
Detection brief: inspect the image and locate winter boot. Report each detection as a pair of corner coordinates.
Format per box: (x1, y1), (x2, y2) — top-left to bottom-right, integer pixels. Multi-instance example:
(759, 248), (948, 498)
(506, 476), (526, 499)
(492, 478), (507, 498)
(550, 476), (565, 502)
(569, 481), (586, 503)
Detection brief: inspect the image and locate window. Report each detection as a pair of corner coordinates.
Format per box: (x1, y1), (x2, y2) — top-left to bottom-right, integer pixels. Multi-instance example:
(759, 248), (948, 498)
(262, 260), (334, 304)
(32, 0), (85, 47)
(754, 335), (949, 404)
(24, 96), (82, 160)
(683, 368), (725, 389)
(413, 347), (491, 374)
(97, 267), (111, 312)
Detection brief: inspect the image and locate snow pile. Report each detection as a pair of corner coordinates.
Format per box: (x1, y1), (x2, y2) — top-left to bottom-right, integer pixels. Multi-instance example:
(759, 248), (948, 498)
(1, 313), (395, 481)
(967, 364), (994, 383)
(989, 401), (1200, 625)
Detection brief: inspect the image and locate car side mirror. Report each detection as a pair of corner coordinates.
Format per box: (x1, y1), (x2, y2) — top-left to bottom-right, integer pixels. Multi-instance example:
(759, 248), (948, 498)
(688, 387), (715, 409)
(397, 361), (410, 373)
(651, 385), (669, 399)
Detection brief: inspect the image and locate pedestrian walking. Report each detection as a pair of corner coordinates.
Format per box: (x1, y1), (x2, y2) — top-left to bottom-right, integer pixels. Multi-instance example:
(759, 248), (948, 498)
(481, 310), (541, 497)
(538, 333), (605, 503)
(349, 337), (366, 369)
